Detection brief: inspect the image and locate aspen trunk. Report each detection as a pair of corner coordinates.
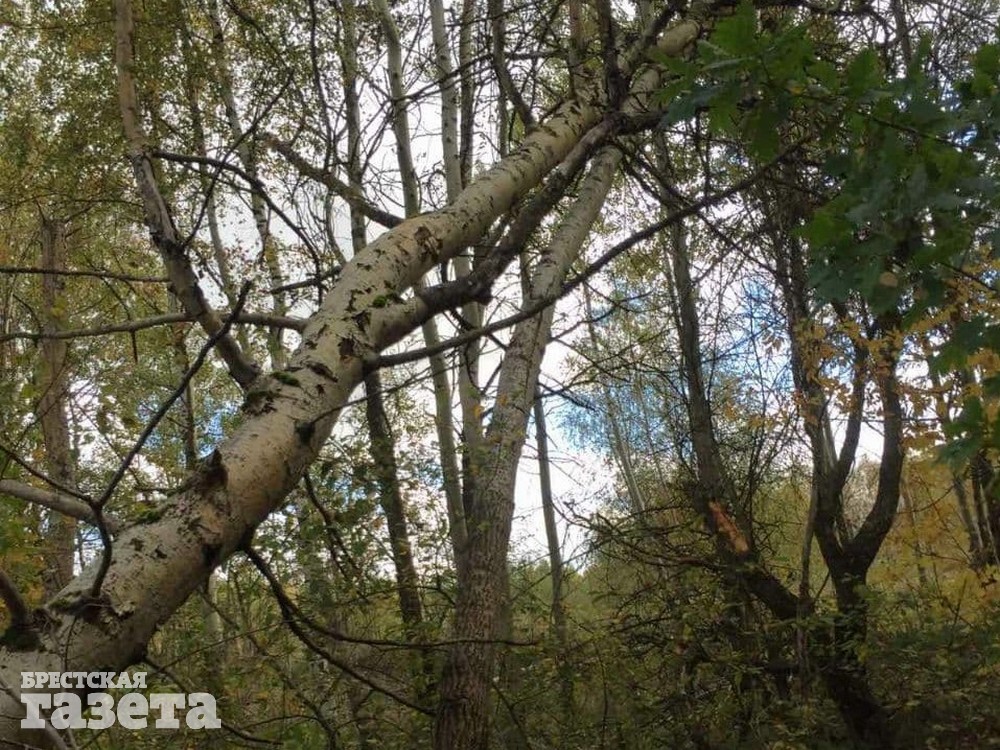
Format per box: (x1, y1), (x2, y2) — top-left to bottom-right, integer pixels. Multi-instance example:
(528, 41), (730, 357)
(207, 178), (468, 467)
(433, 148), (621, 750)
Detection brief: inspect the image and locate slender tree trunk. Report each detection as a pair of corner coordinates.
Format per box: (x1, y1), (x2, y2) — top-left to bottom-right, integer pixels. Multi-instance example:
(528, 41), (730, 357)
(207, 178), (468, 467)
(363, 374), (428, 643)
(454, 0), (486, 532)
(429, 0), (470, 558)
(296, 497), (377, 749)
(168, 300), (228, 749)
(37, 216), (76, 597)
(534, 394), (573, 723)
(410, 0), (469, 566)
(926, 365), (984, 563)
(971, 458), (999, 564)
(582, 283), (647, 514)
(205, 0), (286, 368)
(178, 18), (251, 353)
(434, 147), (621, 750)
(901, 479), (929, 586)
(341, 0), (432, 698)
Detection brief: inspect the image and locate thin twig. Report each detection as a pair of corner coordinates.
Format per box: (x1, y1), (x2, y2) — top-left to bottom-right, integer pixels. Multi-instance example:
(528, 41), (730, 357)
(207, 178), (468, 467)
(0, 266), (169, 283)
(243, 547), (434, 716)
(142, 658), (280, 746)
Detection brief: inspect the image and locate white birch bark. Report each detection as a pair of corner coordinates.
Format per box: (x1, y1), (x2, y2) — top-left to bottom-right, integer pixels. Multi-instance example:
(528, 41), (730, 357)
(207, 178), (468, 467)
(427, 0), (468, 558)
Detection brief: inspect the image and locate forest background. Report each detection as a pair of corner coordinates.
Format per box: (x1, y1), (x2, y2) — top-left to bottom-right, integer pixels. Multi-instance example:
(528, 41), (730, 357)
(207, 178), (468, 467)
(2, 0), (1000, 747)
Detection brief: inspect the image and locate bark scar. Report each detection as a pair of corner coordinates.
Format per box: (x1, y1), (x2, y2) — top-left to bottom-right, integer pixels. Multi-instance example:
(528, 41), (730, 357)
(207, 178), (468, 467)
(708, 500), (750, 555)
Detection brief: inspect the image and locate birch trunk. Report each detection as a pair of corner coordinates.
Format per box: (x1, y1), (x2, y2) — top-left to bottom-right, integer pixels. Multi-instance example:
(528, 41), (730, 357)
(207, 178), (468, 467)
(428, 0), (470, 561)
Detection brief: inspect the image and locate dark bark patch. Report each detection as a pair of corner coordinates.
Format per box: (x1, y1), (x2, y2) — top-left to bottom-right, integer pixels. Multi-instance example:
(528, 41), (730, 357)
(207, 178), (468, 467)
(272, 371), (301, 387)
(295, 419), (316, 446)
(202, 542), (223, 569)
(242, 384), (276, 415)
(51, 593), (114, 627)
(196, 450), (228, 494)
(414, 224), (442, 263)
(339, 337), (356, 359)
(132, 504), (165, 525)
(306, 361), (337, 381)
(0, 623), (41, 651)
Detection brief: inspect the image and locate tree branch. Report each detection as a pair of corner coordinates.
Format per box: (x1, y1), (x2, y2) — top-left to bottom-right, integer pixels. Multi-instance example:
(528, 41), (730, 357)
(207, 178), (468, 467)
(261, 134), (405, 229)
(0, 266), (168, 284)
(373, 144), (796, 369)
(114, 0), (260, 390)
(0, 480), (119, 533)
(0, 311), (305, 344)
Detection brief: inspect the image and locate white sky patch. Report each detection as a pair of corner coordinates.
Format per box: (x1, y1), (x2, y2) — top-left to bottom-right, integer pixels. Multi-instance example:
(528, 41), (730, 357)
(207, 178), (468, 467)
(510, 424), (612, 569)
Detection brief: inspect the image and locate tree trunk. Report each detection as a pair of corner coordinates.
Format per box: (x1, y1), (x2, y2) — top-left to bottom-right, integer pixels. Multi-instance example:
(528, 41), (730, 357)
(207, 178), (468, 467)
(434, 147), (621, 750)
(534, 394), (573, 723)
(205, 0), (286, 368)
(363, 372), (430, 683)
(925, 365), (984, 563)
(37, 216), (76, 597)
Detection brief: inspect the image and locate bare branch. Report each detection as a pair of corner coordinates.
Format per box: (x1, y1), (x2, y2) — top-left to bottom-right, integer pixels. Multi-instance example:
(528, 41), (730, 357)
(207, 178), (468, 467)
(262, 134), (405, 229)
(0, 266), (168, 284)
(0, 311), (305, 344)
(0, 480), (119, 533)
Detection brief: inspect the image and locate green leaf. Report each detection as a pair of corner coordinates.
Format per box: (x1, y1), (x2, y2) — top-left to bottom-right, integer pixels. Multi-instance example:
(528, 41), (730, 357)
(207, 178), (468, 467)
(844, 49), (882, 99)
(711, 1), (758, 57)
(660, 84), (725, 125)
(746, 106), (781, 160)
